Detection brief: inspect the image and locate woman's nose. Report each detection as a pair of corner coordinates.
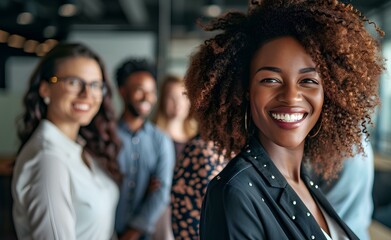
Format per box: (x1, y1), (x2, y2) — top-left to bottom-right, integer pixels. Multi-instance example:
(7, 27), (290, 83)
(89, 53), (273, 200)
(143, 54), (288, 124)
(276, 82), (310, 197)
(78, 84), (92, 98)
(278, 84), (302, 104)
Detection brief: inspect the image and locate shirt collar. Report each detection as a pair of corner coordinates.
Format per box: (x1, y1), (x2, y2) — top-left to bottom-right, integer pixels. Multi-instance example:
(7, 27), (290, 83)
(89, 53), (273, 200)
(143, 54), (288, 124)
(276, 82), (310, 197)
(241, 136), (312, 189)
(40, 119), (83, 157)
(118, 118), (152, 134)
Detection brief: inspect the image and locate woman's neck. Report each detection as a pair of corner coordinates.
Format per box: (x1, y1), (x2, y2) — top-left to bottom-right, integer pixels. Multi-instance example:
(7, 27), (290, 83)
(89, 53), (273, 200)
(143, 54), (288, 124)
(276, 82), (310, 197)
(165, 118), (189, 142)
(259, 138), (305, 183)
(46, 118), (79, 141)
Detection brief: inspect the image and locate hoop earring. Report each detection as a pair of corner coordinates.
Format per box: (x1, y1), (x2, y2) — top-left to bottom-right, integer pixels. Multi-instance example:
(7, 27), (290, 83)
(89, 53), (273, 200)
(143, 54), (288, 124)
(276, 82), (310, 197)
(244, 106), (248, 133)
(244, 104), (252, 134)
(308, 120), (322, 138)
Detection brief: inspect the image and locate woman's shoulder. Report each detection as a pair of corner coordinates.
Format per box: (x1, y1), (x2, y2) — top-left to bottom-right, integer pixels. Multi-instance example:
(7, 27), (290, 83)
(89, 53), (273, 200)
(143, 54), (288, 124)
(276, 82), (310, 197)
(207, 153), (253, 189)
(15, 126), (76, 174)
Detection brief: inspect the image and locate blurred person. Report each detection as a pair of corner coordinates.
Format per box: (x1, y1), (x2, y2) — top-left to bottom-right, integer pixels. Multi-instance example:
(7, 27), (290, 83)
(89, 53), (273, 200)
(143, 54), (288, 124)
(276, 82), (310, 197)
(152, 75), (197, 240)
(184, 0), (384, 239)
(153, 74), (197, 159)
(12, 42), (121, 240)
(171, 134), (227, 239)
(114, 59), (175, 240)
(313, 137), (374, 240)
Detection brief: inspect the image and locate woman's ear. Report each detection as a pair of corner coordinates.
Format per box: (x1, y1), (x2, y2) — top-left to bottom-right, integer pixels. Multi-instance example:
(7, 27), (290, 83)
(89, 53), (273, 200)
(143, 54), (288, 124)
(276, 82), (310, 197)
(39, 81), (50, 99)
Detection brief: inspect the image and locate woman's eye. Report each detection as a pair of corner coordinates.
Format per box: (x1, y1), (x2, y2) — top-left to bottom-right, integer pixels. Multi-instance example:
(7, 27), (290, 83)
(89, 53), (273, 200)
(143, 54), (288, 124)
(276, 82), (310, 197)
(260, 78), (280, 83)
(301, 78), (319, 84)
(67, 78), (82, 86)
(90, 82), (102, 89)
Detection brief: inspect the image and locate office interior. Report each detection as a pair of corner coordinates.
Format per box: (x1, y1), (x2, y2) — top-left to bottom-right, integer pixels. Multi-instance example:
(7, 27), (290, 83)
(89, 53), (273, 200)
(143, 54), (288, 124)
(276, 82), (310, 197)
(0, 0), (390, 239)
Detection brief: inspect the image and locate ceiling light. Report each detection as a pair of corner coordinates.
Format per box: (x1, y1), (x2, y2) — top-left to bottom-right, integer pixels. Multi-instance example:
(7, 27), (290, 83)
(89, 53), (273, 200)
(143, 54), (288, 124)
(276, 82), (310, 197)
(8, 34), (26, 48)
(0, 30), (10, 43)
(24, 40), (39, 53)
(58, 3), (78, 17)
(35, 43), (49, 56)
(16, 1), (36, 25)
(44, 39), (59, 50)
(202, 5), (222, 18)
(16, 12), (34, 25)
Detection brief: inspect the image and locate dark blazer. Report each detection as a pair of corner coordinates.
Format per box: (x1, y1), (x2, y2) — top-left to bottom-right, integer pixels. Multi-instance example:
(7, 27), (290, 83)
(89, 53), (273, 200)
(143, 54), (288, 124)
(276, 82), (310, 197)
(199, 137), (358, 240)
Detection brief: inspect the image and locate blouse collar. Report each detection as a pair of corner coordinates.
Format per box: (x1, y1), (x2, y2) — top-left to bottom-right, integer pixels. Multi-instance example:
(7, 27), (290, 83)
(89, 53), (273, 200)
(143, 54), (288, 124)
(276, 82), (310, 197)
(39, 119), (83, 158)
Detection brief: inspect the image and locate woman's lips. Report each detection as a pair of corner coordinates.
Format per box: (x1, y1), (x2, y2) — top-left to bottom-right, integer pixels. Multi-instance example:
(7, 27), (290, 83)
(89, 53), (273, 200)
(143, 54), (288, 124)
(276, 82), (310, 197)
(269, 111), (308, 129)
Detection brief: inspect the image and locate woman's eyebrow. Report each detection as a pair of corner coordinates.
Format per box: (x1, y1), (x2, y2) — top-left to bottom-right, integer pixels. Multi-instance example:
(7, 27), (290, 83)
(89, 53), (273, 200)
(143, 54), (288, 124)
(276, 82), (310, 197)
(299, 67), (317, 74)
(255, 66), (281, 73)
(255, 66), (317, 74)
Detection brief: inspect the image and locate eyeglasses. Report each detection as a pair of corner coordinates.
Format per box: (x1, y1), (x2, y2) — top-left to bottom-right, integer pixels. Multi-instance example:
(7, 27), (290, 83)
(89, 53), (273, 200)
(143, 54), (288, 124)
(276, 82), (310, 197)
(49, 76), (107, 97)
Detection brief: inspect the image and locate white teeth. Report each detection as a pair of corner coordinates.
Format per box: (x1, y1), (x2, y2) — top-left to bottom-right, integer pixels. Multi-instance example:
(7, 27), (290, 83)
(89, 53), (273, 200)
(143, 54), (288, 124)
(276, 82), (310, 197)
(271, 113), (304, 122)
(74, 103), (90, 111)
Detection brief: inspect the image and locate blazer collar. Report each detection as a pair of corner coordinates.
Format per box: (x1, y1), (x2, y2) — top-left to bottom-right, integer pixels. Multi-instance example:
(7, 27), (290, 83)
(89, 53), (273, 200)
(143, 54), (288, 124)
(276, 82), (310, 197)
(241, 136), (288, 188)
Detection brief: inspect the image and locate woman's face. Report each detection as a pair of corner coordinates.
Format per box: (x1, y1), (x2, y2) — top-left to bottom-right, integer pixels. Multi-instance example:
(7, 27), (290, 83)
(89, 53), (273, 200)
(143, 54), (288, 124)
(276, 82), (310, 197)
(40, 57), (104, 130)
(164, 82), (190, 120)
(249, 36), (324, 150)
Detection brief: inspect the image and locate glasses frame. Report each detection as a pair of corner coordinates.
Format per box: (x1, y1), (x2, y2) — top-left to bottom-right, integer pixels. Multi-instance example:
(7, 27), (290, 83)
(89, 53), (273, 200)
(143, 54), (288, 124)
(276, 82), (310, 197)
(48, 76), (108, 97)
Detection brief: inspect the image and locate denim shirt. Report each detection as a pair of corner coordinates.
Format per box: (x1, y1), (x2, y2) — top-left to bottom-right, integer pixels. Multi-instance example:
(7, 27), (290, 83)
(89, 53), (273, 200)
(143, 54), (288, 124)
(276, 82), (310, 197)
(115, 120), (175, 236)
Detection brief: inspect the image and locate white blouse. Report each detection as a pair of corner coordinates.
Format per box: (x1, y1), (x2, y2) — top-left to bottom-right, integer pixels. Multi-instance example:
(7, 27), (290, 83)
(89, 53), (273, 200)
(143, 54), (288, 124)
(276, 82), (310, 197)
(12, 120), (119, 240)
(320, 205), (349, 240)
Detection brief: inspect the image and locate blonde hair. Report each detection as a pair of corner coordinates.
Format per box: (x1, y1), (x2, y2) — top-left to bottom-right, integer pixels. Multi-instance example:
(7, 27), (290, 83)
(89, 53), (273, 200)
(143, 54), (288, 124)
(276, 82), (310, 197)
(154, 75), (197, 138)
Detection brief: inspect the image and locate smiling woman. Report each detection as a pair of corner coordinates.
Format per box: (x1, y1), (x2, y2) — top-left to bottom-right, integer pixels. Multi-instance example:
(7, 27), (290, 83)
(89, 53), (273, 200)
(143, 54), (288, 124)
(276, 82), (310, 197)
(249, 37), (324, 152)
(12, 43), (121, 240)
(184, 0), (384, 239)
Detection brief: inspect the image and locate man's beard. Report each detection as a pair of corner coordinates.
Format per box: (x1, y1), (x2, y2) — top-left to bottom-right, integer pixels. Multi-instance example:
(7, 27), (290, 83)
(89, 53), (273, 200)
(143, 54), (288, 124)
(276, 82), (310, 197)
(126, 102), (141, 117)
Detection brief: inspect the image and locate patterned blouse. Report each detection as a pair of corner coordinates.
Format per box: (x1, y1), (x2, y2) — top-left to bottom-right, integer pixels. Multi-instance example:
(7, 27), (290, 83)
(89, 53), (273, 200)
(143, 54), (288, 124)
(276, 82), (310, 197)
(171, 135), (227, 240)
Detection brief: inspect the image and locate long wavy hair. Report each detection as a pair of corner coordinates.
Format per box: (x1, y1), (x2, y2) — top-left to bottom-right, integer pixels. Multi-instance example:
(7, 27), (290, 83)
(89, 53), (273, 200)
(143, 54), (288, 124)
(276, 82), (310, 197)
(185, 0), (384, 180)
(17, 42), (122, 182)
(153, 75), (197, 139)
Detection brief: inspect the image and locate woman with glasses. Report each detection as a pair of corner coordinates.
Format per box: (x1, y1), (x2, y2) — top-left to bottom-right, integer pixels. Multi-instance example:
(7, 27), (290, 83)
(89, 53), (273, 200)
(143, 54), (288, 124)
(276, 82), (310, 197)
(12, 42), (121, 240)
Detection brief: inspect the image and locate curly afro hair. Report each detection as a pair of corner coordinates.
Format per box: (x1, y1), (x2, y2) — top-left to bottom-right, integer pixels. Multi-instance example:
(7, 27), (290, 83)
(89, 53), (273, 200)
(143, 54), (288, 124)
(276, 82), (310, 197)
(184, 0), (385, 180)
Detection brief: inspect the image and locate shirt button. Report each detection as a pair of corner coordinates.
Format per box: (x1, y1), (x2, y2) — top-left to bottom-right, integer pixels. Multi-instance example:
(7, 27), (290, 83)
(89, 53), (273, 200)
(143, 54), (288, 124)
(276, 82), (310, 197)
(292, 201), (297, 205)
(132, 137), (140, 144)
(292, 216), (296, 220)
(309, 181), (314, 186)
(271, 175), (275, 179)
(248, 182), (253, 186)
(263, 164), (267, 167)
(311, 235), (315, 239)
(307, 212), (311, 217)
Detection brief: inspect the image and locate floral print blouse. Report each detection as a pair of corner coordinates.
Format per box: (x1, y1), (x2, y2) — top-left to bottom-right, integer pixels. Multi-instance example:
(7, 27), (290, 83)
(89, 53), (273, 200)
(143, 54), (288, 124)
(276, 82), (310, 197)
(171, 135), (227, 240)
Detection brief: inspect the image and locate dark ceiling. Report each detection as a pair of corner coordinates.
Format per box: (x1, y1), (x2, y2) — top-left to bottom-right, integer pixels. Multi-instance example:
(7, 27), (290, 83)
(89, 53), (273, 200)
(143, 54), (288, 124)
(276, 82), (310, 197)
(0, 0), (389, 56)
